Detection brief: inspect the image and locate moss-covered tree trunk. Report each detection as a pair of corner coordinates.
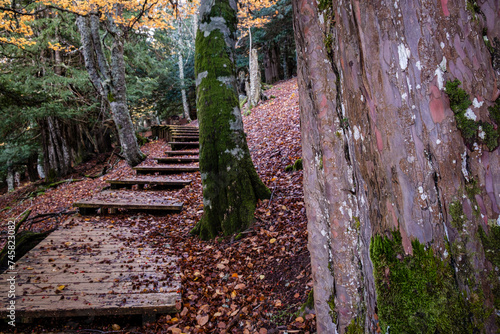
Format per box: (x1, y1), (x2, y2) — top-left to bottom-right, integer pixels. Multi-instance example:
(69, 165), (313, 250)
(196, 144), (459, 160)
(193, 0), (271, 240)
(293, 0), (500, 332)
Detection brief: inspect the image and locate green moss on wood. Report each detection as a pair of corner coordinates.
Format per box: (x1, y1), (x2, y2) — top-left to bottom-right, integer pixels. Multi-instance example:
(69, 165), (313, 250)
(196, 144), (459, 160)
(346, 318), (364, 334)
(489, 98), (500, 126)
(192, 0), (270, 240)
(445, 79), (500, 151)
(327, 292), (338, 324)
(450, 201), (466, 229)
(370, 230), (487, 333)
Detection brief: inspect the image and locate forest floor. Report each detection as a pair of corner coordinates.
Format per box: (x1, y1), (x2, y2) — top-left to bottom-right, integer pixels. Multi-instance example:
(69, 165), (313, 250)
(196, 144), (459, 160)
(0, 78), (316, 333)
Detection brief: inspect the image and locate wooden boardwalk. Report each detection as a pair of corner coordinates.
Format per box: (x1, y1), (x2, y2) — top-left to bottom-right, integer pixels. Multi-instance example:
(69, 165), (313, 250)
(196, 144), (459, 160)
(0, 218), (181, 322)
(74, 190), (183, 214)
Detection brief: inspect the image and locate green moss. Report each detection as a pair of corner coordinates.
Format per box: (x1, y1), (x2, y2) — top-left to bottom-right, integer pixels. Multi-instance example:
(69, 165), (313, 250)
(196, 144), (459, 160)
(370, 230), (486, 333)
(449, 201), (466, 229)
(327, 292), (338, 324)
(192, 0), (270, 240)
(479, 224), (500, 269)
(466, 0), (481, 16)
(489, 98), (500, 126)
(480, 224), (500, 317)
(285, 158), (303, 172)
(346, 318), (364, 334)
(318, 0), (333, 12)
(354, 216), (361, 230)
(445, 79), (499, 151)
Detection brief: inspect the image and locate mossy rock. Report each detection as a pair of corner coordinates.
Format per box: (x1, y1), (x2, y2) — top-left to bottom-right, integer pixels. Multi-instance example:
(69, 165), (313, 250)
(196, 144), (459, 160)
(285, 158), (303, 172)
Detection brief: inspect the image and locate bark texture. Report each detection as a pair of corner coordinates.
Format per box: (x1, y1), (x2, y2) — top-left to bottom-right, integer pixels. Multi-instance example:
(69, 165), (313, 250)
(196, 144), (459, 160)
(193, 0), (271, 240)
(249, 48), (261, 107)
(293, 0), (500, 332)
(76, 14), (144, 167)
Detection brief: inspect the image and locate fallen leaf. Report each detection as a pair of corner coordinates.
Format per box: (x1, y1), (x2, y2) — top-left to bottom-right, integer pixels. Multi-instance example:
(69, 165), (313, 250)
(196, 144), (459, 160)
(111, 324), (120, 331)
(235, 283), (246, 290)
(197, 314), (209, 326)
(295, 316), (304, 323)
(269, 238), (276, 243)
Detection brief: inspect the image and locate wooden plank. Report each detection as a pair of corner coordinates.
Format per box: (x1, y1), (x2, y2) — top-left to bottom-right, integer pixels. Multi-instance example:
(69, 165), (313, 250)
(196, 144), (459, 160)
(155, 157), (199, 164)
(164, 150), (199, 156)
(0, 280), (181, 295)
(73, 200), (183, 211)
(133, 165), (199, 175)
(13, 262), (176, 273)
(169, 141), (199, 151)
(106, 178), (191, 189)
(9, 271), (172, 284)
(0, 293), (180, 319)
(171, 136), (199, 141)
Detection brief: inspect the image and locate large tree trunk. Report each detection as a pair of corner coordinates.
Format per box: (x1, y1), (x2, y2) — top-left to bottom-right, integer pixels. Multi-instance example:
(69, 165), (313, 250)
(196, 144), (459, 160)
(76, 14), (144, 167)
(192, 0), (271, 240)
(293, 0), (500, 333)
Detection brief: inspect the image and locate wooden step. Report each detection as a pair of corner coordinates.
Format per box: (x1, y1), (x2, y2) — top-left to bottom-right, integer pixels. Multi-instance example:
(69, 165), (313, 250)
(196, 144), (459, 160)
(164, 150), (199, 156)
(133, 165), (199, 175)
(169, 142), (199, 150)
(106, 177), (192, 189)
(74, 199), (183, 214)
(155, 157), (199, 164)
(171, 136), (199, 142)
(74, 190), (183, 214)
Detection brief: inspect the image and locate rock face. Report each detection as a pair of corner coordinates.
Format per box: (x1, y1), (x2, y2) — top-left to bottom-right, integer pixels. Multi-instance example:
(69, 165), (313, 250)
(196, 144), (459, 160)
(292, 0), (500, 332)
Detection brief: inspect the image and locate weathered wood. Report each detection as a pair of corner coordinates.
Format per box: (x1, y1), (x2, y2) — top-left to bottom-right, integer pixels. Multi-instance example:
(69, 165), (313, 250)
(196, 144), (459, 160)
(168, 141), (199, 150)
(171, 136), (200, 142)
(155, 157), (199, 164)
(0, 292), (179, 319)
(133, 165), (199, 175)
(106, 178), (192, 189)
(73, 190), (183, 213)
(0, 220), (181, 321)
(164, 150), (199, 156)
(74, 200), (183, 212)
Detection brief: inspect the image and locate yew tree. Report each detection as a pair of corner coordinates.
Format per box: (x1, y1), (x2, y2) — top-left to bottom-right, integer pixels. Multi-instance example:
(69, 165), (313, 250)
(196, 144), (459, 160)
(192, 0), (271, 239)
(293, 0), (500, 332)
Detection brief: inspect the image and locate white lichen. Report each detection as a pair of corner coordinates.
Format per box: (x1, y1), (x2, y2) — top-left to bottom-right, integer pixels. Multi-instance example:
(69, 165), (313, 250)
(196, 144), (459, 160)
(473, 97), (484, 108)
(461, 151), (470, 182)
(416, 61), (422, 71)
(196, 71), (208, 87)
(465, 108), (477, 121)
(398, 43), (410, 71)
(353, 125), (361, 141)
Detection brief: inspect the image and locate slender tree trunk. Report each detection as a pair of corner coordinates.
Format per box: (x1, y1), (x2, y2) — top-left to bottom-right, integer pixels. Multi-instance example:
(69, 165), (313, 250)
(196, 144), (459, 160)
(7, 162), (14, 192)
(249, 48), (261, 107)
(178, 53), (191, 121)
(76, 14), (144, 167)
(192, 0), (271, 240)
(293, 0), (500, 332)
